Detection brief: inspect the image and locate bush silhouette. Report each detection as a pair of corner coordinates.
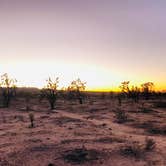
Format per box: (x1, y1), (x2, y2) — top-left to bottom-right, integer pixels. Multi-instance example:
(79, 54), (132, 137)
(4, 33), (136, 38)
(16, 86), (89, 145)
(29, 113), (34, 128)
(67, 78), (86, 104)
(0, 73), (17, 108)
(119, 81), (140, 102)
(141, 82), (154, 100)
(41, 77), (59, 110)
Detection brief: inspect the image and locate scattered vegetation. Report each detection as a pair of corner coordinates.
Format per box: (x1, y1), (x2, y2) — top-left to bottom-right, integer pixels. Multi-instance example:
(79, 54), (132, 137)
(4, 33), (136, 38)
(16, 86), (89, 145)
(145, 137), (156, 151)
(147, 125), (166, 135)
(0, 73), (17, 108)
(41, 77), (59, 110)
(114, 108), (127, 123)
(120, 141), (144, 158)
(67, 78), (86, 104)
(29, 113), (35, 128)
(120, 138), (156, 159)
(63, 147), (99, 164)
(141, 82), (154, 100)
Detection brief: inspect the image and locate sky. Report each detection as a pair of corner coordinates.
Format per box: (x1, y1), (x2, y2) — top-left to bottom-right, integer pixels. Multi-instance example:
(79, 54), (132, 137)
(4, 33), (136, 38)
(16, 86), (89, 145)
(0, 0), (166, 91)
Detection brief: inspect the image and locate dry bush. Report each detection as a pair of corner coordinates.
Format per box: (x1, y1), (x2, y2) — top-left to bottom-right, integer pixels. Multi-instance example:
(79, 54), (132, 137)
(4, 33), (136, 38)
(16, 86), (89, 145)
(120, 141), (144, 158)
(114, 108), (127, 123)
(144, 137), (156, 151)
(0, 73), (17, 108)
(63, 147), (99, 164)
(41, 77), (59, 110)
(67, 78), (86, 104)
(120, 138), (156, 159)
(29, 113), (34, 128)
(147, 125), (166, 135)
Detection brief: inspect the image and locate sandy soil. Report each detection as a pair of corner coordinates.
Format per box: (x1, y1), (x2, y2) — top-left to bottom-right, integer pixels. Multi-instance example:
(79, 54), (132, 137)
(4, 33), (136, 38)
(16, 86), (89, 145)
(0, 97), (166, 166)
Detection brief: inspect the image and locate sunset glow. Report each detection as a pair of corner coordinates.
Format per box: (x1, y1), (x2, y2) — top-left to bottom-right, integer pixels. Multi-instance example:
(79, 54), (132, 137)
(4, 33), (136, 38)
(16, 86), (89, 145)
(0, 0), (165, 91)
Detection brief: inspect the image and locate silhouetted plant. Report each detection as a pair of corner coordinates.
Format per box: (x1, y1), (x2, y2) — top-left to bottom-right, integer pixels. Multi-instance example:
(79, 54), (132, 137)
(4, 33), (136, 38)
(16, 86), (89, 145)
(0, 73), (17, 108)
(120, 141), (144, 158)
(120, 81), (141, 102)
(67, 78), (86, 104)
(114, 108), (127, 123)
(129, 86), (140, 103)
(144, 137), (155, 151)
(29, 113), (34, 128)
(119, 81), (130, 98)
(141, 82), (154, 100)
(41, 77), (59, 110)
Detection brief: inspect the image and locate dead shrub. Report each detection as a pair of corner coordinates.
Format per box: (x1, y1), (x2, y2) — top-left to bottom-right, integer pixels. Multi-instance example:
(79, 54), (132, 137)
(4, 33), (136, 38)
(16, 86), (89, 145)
(63, 147), (99, 164)
(114, 108), (127, 123)
(144, 137), (156, 151)
(120, 141), (144, 158)
(29, 113), (34, 128)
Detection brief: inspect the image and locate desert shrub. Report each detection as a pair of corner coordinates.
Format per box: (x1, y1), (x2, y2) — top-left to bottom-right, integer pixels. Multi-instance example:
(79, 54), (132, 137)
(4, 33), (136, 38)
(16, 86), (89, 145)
(67, 78), (86, 104)
(129, 86), (140, 103)
(119, 81), (130, 97)
(0, 73), (17, 107)
(141, 82), (154, 100)
(41, 77), (59, 110)
(144, 137), (156, 151)
(63, 147), (99, 164)
(114, 108), (127, 123)
(121, 139), (155, 158)
(120, 141), (144, 158)
(29, 113), (34, 128)
(147, 125), (166, 135)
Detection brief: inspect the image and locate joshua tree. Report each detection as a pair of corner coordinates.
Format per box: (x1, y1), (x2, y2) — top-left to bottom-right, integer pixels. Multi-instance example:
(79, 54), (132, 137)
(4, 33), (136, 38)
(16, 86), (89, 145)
(41, 77), (59, 110)
(141, 82), (154, 100)
(0, 73), (17, 107)
(67, 78), (86, 104)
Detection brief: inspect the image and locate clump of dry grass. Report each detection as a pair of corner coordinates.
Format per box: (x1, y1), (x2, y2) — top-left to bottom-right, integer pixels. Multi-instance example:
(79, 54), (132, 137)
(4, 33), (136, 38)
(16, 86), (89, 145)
(120, 141), (144, 158)
(144, 137), (156, 151)
(147, 125), (166, 135)
(29, 113), (34, 128)
(120, 138), (156, 158)
(114, 108), (127, 123)
(63, 147), (99, 164)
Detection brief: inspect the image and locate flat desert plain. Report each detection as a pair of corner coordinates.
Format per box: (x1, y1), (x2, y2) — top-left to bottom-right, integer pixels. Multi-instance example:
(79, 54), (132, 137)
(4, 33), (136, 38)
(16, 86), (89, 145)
(0, 94), (166, 166)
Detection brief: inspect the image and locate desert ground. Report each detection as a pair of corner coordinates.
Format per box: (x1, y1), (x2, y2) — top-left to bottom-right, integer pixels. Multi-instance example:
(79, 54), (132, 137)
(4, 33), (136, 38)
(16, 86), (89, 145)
(0, 92), (166, 166)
